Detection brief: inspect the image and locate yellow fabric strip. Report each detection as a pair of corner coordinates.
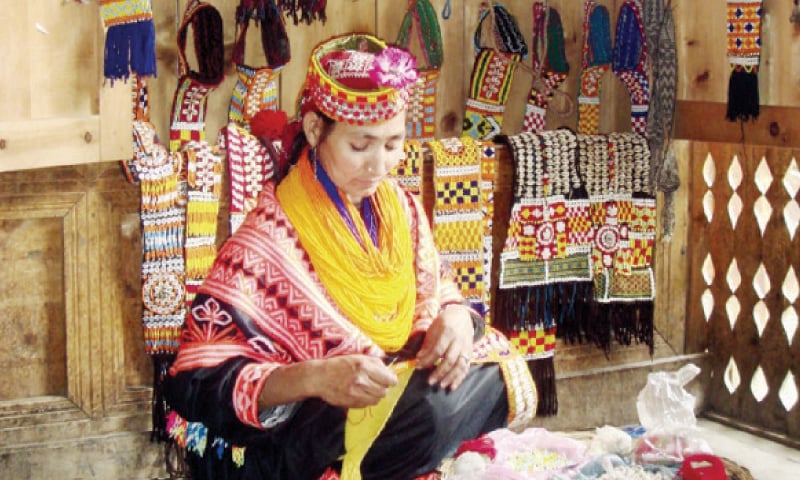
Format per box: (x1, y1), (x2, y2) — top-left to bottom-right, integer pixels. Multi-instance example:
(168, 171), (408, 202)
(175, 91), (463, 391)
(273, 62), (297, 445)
(341, 361), (415, 480)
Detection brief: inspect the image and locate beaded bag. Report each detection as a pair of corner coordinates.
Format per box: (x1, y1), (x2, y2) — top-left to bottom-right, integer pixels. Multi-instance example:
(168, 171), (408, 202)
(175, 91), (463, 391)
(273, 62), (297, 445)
(577, 0), (612, 135)
(522, 3), (569, 134)
(396, 0), (443, 143)
(462, 2), (527, 140)
(612, 0), (650, 135)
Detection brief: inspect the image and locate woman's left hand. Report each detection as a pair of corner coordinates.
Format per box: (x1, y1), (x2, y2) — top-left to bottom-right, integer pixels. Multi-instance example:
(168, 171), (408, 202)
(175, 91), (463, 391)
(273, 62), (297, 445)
(416, 304), (474, 390)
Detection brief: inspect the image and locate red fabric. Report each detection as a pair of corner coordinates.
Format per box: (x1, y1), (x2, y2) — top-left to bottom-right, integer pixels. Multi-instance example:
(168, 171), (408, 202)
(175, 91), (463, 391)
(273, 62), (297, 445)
(679, 454), (727, 480)
(320, 50), (379, 90)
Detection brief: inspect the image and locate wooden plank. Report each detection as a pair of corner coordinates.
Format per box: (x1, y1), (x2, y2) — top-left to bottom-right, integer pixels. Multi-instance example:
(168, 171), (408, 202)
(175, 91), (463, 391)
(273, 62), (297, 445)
(674, 101), (800, 148)
(0, 118), (100, 172)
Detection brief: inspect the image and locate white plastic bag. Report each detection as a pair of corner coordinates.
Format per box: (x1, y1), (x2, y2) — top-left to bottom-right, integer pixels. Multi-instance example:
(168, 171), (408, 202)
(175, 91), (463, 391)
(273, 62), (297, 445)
(634, 363), (712, 464)
(636, 363), (701, 434)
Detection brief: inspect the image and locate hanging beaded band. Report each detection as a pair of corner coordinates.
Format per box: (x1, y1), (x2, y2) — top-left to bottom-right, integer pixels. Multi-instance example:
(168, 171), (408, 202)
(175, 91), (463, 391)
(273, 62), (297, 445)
(462, 2), (527, 141)
(522, 3), (570, 133)
(429, 137), (491, 316)
(479, 140), (497, 323)
(577, 0), (612, 135)
(389, 140), (423, 198)
(99, 0), (157, 82)
(228, 0), (288, 127)
(726, 0), (762, 121)
(183, 141), (223, 308)
(225, 123), (275, 234)
(168, 0), (225, 152)
(612, 0), (650, 135)
(396, 0), (443, 142)
(132, 121), (186, 356)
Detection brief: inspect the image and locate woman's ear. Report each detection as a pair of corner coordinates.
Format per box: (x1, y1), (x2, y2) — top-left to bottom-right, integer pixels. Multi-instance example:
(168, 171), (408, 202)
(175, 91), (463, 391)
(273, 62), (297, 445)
(302, 111), (323, 148)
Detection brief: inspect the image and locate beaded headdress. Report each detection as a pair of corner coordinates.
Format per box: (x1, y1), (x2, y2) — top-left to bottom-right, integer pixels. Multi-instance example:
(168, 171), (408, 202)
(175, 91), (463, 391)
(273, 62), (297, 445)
(301, 34), (419, 125)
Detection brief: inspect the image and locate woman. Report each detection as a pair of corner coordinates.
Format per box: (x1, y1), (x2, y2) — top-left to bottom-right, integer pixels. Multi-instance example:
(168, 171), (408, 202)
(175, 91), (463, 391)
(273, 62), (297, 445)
(164, 34), (536, 480)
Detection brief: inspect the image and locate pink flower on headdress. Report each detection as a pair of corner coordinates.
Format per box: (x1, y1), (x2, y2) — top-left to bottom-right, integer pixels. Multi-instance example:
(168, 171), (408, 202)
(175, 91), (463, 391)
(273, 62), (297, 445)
(369, 47), (419, 90)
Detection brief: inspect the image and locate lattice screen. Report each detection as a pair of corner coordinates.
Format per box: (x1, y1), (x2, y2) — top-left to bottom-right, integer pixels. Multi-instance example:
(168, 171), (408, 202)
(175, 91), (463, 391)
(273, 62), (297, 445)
(688, 142), (799, 440)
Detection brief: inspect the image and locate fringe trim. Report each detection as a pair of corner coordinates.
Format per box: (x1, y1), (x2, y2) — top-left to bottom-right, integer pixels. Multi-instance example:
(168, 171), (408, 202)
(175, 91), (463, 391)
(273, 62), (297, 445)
(527, 357), (557, 416)
(726, 67), (760, 122)
(151, 354), (176, 442)
(609, 301), (655, 355)
(104, 21), (157, 82)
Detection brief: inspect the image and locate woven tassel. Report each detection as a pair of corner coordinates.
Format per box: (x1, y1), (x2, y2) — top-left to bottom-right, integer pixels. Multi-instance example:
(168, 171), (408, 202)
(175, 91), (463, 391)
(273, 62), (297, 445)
(104, 20), (157, 81)
(726, 67), (760, 121)
(527, 357), (557, 416)
(151, 354), (176, 442)
(100, 0), (158, 82)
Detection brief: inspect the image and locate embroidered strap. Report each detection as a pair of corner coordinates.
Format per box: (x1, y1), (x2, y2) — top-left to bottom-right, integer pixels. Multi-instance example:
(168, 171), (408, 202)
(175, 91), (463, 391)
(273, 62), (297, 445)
(132, 121), (186, 356)
(522, 4), (569, 133)
(726, 0), (762, 121)
(612, 0), (650, 135)
(577, 0), (612, 135)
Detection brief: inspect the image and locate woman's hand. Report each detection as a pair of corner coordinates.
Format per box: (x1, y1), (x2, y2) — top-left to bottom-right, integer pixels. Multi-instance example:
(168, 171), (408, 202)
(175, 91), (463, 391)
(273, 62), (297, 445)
(310, 354), (399, 408)
(415, 304), (475, 391)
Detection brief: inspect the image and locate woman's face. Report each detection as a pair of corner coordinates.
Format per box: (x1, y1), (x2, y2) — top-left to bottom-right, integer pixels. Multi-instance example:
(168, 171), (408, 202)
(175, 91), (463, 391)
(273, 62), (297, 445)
(306, 110), (406, 205)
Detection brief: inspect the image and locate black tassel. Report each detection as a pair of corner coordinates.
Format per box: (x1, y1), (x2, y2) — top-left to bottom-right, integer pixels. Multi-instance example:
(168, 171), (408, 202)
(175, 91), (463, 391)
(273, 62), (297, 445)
(150, 354), (175, 442)
(527, 357), (557, 416)
(726, 67), (760, 122)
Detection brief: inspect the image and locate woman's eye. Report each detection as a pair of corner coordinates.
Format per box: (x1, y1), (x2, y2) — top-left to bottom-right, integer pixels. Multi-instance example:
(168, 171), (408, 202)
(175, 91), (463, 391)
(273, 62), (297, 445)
(350, 143), (369, 152)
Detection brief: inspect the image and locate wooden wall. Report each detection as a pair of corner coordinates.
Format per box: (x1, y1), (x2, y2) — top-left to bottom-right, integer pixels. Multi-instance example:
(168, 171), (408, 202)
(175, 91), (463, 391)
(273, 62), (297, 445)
(1, 0), (799, 477)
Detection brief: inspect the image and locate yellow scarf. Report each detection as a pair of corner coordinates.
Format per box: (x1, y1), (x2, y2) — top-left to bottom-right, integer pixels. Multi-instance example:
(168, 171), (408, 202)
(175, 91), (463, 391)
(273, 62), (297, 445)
(276, 150), (416, 352)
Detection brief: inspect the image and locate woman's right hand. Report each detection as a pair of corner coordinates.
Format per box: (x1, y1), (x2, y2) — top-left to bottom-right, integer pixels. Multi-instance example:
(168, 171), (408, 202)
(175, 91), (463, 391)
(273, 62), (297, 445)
(310, 354), (399, 408)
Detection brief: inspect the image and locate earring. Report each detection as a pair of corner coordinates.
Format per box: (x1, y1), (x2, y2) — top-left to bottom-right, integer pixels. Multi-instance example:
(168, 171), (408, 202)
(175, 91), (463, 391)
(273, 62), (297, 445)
(310, 146), (319, 179)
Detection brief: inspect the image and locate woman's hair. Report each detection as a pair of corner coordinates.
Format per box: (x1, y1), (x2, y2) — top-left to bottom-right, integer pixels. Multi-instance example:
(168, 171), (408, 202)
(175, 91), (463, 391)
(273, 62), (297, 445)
(280, 112), (335, 183)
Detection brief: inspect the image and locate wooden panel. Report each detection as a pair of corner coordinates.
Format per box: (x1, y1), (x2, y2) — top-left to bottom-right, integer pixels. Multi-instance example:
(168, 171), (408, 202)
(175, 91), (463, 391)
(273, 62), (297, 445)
(675, 0), (800, 107)
(0, 163), (151, 429)
(674, 101), (800, 148)
(0, 216), (66, 400)
(686, 141), (800, 440)
(0, 118), (100, 173)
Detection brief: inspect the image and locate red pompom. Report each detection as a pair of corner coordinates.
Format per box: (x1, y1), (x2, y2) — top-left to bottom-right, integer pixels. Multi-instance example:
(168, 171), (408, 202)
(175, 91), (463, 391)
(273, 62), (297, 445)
(250, 109), (288, 140)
